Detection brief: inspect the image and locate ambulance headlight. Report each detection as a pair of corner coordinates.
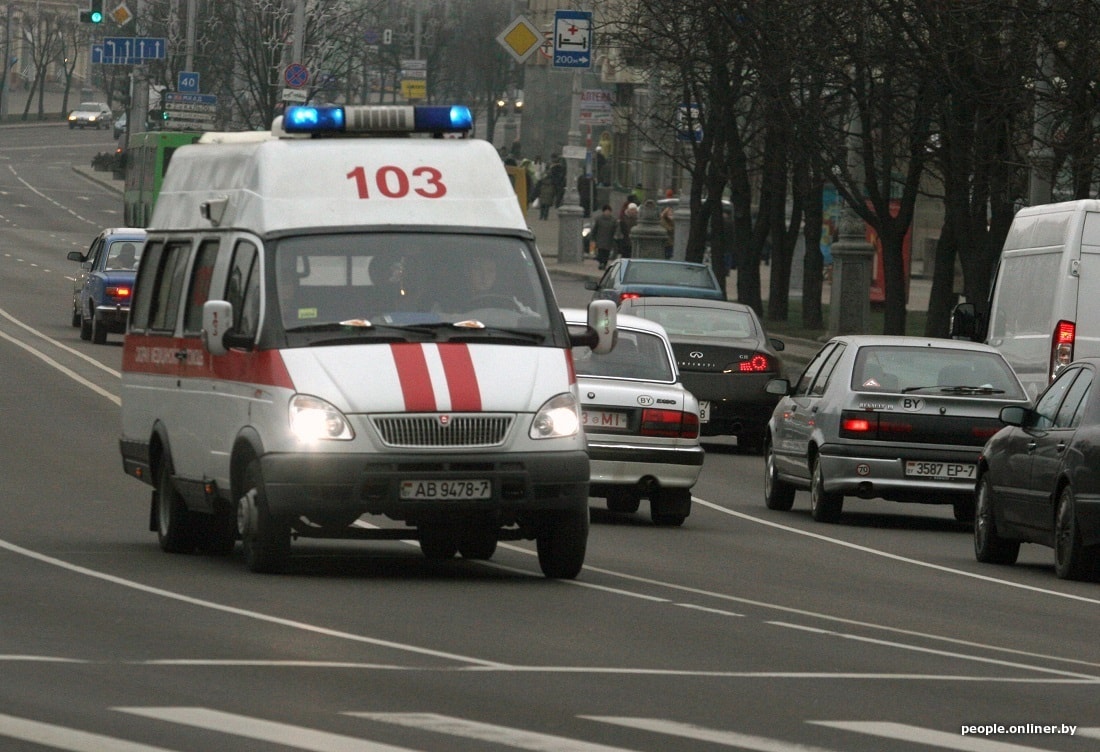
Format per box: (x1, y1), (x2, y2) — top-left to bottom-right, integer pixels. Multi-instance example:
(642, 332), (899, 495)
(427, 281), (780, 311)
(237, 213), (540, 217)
(529, 392), (581, 439)
(289, 395), (354, 441)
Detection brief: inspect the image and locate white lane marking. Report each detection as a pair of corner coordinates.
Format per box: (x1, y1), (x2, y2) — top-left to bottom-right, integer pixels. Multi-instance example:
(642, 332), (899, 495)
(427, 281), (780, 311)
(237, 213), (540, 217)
(350, 712), (637, 751)
(0, 306), (120, 377)
(695, 498), (1100, 607)
(769, 621), (1100, 680)
(115, 707), (418, 752)
(0, 655), (86, 663)
(8, 164), (96, 224)
(811, 721), (1055, 751)
(675, 602), (744, 618)
(0, 537), (508, 669)
(583, 716), (840, 752)
(1078, 728), (1100, 738)
(0, 328), (119, 404)
(0, 712), (179, 752)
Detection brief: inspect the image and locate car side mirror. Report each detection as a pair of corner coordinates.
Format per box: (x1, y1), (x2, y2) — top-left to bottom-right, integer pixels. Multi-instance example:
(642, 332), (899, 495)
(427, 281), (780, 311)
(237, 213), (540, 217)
(998, 404), (1031, 427)
(67, 250), (85, 263)
(770, 337), (785, 352)
(584, 280), (598, 291)
(765, 378), (791, 396)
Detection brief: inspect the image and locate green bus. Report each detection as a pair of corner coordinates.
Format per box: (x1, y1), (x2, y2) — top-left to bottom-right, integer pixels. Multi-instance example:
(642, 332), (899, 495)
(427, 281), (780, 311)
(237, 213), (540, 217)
(123, 131), (202, 227)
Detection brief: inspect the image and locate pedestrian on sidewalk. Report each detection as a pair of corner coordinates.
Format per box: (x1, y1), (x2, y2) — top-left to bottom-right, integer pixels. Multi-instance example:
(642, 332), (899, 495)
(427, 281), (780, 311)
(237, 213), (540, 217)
(592, 204), (617, 270)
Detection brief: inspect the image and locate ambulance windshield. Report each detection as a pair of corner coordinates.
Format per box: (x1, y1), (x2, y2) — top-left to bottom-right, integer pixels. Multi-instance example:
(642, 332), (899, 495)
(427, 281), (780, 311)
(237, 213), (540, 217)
(275, 233), (553, 343)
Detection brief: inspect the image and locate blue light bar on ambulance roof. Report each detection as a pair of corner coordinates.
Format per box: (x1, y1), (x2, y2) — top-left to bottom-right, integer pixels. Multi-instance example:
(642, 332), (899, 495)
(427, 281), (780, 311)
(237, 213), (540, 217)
(282, 105), (472, 135)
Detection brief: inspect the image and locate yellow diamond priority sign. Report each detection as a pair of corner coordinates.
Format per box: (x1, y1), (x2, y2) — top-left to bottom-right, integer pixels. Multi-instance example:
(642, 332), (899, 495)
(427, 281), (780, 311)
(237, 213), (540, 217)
(110, 1), (133, 26)
(496, 15), (541, 64)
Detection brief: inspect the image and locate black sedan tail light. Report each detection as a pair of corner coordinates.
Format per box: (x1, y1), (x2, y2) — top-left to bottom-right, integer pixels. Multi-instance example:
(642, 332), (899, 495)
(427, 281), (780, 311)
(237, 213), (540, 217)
(730, 352), (778, 374)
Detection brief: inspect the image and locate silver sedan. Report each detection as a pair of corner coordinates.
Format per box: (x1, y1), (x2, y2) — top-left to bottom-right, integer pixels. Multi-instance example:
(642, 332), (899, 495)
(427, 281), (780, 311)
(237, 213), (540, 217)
(764, 335), (1029, 524)
(565, 310), (704, 526)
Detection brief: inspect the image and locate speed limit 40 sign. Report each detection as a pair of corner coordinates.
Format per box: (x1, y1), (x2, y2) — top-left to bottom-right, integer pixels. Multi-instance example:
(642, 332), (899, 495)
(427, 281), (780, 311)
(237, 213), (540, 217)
(178, 71), (200, 93)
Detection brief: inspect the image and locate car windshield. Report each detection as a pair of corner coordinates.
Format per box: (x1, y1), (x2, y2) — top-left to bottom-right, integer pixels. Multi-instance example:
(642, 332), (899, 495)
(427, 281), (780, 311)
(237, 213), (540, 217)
(852, 346), (1026, 399)
(274, 233), (552, 339)
(572, 329), (674, 382)
(633, 305), (756, 338)
(622, 262), (714, 289)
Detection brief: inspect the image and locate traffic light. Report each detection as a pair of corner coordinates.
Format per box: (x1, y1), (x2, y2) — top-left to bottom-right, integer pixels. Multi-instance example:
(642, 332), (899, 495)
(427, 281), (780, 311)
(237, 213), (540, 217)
(79, 0), (104, 23)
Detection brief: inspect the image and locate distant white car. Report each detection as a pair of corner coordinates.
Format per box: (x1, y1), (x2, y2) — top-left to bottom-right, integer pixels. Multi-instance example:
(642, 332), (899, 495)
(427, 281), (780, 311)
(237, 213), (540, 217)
(565, 309), (704, 526)
(68, 101), (113, 130)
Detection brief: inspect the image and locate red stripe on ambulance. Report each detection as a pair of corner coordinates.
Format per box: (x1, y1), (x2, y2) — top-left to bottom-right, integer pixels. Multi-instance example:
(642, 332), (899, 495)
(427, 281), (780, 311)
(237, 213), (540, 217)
(390, 343), (482, 412)
(390, 343), (437, 411)
(438, 343), (481, 411)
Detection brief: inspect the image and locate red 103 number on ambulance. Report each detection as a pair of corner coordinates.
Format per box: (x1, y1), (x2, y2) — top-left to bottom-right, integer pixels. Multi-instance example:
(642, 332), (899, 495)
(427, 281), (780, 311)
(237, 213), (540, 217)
(346, 165), (446, 199)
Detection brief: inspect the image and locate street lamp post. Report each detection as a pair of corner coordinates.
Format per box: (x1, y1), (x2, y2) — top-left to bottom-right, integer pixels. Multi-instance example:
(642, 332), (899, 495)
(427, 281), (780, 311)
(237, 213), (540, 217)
(556, 68), (584, 264)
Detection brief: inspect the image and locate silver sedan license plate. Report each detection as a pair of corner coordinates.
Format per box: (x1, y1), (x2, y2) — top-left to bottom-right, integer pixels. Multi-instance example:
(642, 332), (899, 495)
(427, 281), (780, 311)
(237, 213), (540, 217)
(904, 461), (976, 480)
(400, 479), (491, 500)
(583, 410), (629, 430)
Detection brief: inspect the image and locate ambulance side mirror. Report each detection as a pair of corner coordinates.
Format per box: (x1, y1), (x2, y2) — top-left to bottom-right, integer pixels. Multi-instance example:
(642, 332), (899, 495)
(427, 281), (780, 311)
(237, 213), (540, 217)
(571, 299), (617, 354)
(202, 300), (233, 356)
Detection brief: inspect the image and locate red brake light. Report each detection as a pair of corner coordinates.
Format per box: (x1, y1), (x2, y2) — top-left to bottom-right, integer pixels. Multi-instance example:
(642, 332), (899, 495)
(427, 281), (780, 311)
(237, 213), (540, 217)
(106, 285), (131, 298)
(841, 417), (873, 433)
(738, 353), (774, 373)
(641, 408), (697, 438)
(1051, 319), (1075, 380)
(1056, 320), (1076, 343)
(619, 292), (642, 301)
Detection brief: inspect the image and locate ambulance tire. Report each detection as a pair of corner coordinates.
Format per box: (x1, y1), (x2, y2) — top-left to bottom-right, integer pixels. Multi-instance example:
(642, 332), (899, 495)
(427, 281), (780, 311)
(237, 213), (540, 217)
(240, 458), (291, 573)
(457, 526), (498, 560)
(419, 526), (458, 560)
(536, 508), (589, 579)
(156, 458), (199, 554)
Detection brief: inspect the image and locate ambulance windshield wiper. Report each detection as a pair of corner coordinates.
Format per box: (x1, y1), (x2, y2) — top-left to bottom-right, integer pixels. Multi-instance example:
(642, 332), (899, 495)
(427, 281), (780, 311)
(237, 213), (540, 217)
(285, 319), (544, 345)
(284, 320), (443, 342)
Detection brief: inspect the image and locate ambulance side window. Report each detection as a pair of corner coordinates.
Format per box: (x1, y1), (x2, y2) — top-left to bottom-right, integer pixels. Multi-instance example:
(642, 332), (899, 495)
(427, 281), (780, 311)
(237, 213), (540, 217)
(226, 241), (260, 339)
(129, 240), (163, 331)
(149, 240), (192, 334)
(182, 241), (220, 335)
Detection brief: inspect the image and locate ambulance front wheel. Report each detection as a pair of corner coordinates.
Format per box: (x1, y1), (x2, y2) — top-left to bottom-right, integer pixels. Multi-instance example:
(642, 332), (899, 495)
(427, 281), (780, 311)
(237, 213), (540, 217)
(239, 458), (291, 573)
(536, 508), (589, 579)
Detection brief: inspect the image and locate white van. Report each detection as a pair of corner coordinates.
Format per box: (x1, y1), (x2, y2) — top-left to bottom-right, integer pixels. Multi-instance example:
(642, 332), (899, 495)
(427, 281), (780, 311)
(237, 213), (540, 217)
(119, 104), (616, 578)
(954, 199), (1100, 399)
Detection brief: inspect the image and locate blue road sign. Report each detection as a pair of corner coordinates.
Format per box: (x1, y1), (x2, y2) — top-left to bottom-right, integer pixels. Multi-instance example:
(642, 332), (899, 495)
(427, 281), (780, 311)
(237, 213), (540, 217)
(94, 37), (167, 65)
(284, 63), (309, 89)
(178, 71), (200, 93)
(552, 10), (592, 69)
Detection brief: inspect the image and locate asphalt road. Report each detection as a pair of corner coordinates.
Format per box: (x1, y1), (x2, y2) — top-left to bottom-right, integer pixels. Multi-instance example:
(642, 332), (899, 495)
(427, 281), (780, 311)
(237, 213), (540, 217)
(1, 124), (1099, 752)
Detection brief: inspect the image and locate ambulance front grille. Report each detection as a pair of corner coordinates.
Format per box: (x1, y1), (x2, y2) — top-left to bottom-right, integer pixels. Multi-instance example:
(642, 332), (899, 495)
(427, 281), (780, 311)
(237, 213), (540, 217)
(373, 415), (513, 448)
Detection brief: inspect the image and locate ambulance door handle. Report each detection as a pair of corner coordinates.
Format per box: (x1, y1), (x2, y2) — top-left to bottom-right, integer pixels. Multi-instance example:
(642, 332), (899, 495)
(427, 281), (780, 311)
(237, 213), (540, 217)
(174, 349), (188, 361)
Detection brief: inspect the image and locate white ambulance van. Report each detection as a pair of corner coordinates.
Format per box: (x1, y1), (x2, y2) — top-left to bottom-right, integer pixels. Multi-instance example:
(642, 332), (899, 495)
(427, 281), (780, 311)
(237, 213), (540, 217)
(119, 104), (616, 578)
(953, 199), (1100, 399)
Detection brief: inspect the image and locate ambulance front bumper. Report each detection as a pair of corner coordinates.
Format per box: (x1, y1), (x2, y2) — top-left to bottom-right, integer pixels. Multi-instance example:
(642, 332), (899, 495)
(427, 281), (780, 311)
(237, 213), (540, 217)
(259, 449), (590, 519)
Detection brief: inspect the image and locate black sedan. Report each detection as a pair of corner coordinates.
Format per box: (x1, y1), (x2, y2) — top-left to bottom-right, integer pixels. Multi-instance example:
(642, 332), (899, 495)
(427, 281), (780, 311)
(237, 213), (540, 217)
(619, 296), (784, 451)
(975, 358), (1100, 580)
(585, 258), (725, 305)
